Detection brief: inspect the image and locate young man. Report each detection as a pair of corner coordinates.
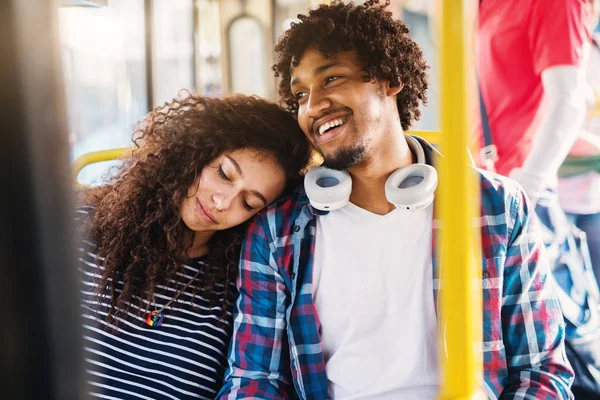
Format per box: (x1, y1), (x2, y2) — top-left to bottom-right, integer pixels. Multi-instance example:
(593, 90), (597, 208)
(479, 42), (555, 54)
(219, 1), (574, 399)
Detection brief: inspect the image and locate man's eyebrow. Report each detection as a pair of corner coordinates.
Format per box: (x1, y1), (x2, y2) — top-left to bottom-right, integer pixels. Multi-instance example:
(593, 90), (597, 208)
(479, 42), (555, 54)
(290, 62), (345, 86)
(225, 155), (267, 205)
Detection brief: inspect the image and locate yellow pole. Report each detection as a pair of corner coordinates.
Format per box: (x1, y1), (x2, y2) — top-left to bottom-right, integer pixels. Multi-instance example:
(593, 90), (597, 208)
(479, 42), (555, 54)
(438, 0), (483, 399)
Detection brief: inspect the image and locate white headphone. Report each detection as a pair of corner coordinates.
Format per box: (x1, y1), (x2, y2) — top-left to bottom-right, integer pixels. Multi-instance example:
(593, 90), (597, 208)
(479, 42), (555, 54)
(304, 135), (438, 211)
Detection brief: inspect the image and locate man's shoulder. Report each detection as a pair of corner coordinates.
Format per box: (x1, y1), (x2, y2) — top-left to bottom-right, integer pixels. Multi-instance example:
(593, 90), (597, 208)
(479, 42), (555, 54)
(251, 183), (310, 233)
(476, 167), (526, 218)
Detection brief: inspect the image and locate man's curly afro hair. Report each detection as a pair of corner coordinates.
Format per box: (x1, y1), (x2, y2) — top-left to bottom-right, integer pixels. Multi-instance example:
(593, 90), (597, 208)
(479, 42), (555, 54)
(273, 0), (428, 131)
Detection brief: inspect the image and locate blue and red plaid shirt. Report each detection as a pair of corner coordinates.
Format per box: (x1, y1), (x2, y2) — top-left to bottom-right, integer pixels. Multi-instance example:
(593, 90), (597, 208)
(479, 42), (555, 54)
(218, 138), (574, 400)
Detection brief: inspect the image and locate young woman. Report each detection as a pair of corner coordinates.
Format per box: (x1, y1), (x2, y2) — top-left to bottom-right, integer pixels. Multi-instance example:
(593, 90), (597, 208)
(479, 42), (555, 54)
(75, 93), (311, 400)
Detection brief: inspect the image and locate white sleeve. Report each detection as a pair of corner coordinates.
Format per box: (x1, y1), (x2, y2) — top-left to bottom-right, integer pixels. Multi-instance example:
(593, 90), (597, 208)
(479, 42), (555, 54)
(509, 65), (587, 202)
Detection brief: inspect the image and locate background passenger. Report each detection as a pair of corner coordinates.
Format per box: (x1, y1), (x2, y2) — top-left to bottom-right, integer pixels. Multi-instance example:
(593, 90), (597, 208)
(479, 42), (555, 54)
(557, 7), (600, 399)
(558, 6), (600, 287)
(476, 0), (591, 198)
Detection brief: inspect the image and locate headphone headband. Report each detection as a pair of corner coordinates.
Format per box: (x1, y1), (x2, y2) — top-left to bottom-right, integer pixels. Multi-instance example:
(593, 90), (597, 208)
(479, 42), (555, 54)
(304, 135), (438, 211)
(405, 135), (426, 164)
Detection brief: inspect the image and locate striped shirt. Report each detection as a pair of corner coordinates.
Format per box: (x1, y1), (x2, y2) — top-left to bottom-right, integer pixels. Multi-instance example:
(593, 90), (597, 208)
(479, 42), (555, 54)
(76, 207), (235, 400)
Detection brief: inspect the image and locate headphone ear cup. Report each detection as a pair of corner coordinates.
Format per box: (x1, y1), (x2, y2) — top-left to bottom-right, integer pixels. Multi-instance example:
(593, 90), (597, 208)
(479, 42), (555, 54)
(304, 167), (352, 211)
(385, 164), (438, 210)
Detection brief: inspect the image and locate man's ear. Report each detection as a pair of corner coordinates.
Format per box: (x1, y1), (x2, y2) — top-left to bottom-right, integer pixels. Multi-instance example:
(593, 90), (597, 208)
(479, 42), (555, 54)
(384, 81), (403, 97)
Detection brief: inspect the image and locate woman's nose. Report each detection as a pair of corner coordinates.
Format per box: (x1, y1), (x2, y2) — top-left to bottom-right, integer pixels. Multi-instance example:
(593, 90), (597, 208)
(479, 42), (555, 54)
(213, 191), (234, 211)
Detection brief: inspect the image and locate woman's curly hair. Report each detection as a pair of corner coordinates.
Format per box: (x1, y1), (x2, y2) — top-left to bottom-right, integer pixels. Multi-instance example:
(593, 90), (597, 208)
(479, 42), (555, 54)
(83, 92), (311, 325)
(273, 0), (428, 131)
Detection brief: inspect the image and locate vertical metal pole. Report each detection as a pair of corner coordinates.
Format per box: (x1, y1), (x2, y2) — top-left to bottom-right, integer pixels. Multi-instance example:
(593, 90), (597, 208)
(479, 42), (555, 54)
(438, 0), (483, 398)
(144, 0), (154, 110)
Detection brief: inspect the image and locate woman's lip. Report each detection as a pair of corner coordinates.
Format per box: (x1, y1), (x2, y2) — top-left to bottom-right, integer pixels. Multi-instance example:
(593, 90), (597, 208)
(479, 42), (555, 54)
(195, 199), (217, 223)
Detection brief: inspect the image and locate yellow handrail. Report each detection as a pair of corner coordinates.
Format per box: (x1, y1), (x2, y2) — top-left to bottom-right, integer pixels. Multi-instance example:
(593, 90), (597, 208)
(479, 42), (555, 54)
(72, 147), (130, 185)
(438, 0), (483, 399)
(408, 130), (442, 145)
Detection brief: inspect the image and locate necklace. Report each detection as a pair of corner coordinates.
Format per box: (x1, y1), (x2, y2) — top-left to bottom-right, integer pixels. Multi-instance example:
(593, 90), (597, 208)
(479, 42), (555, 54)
(145, 267), (201, 327)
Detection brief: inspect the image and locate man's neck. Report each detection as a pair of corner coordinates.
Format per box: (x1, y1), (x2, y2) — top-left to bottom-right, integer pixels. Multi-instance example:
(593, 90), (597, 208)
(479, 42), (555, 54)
(347, 133), (413, 215)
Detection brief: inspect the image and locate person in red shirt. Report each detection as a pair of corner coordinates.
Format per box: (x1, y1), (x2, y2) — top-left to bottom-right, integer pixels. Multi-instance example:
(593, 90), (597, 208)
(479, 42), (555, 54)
(477, 0), (591, 200)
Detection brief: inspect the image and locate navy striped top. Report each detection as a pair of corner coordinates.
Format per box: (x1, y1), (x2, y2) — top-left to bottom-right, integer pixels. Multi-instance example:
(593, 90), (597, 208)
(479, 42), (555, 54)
(76, 207), (235, 400)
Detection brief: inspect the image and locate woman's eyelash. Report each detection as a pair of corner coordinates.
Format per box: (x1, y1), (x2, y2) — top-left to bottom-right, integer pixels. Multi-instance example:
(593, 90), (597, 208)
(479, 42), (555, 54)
(219, 165), (253, 211)
(243, 200), (254, 211)
(218, 164), (253, 211)
(218, 165), (230, 181)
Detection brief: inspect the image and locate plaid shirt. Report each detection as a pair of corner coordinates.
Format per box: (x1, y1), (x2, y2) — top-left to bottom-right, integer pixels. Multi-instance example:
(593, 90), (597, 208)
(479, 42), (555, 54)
(218, 139), (574, 400)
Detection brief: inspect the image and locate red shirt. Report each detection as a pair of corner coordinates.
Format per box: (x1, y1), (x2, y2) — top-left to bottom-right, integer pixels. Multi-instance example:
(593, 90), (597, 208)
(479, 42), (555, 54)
(476, 0), (590, 176)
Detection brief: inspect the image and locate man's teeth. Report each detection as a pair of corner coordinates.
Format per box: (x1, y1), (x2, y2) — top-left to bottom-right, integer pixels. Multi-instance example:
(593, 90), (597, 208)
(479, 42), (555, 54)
(318, 118), (345, 135)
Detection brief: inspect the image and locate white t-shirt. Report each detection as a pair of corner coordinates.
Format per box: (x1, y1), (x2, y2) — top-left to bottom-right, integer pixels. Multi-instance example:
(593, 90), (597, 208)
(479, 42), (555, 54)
(313, 202), (440, 400)
(558, 36), (600, 215)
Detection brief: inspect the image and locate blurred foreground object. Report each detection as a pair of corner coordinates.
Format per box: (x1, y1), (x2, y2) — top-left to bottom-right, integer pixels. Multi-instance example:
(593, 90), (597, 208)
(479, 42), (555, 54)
(0, 1), (86, 399)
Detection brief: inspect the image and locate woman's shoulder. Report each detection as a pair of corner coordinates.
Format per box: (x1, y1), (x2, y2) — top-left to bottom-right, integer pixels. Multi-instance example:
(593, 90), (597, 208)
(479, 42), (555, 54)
(73, 205), (95, 231)
(74, 205), (95, 218)
(74, 206), (99, 254)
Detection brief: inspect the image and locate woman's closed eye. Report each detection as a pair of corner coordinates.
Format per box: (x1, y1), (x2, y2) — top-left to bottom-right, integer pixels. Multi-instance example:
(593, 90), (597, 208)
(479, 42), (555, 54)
(242, 199), (254, 211)
(218, 165), (231, 181)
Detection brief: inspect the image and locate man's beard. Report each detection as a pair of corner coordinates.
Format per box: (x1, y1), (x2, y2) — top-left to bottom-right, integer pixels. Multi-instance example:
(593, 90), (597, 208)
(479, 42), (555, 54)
(322, 143), (367, 170)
